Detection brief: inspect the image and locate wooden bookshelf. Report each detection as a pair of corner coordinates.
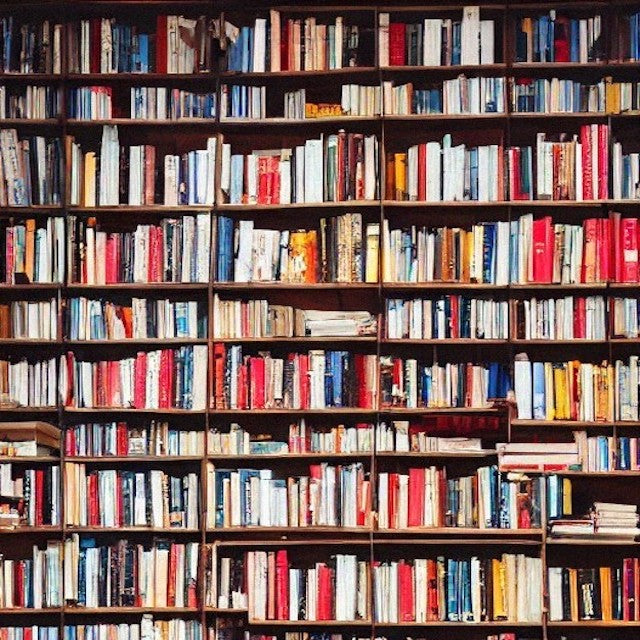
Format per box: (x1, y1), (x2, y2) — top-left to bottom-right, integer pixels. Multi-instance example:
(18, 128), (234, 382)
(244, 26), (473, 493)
(3, 0), (640, 638)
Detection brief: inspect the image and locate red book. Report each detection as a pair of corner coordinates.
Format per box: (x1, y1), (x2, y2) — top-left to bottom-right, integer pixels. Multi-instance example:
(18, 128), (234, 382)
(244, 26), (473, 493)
(532, 216), (553, 283)
(250, 356), (266, 409)
(610, 211), (622, 282)
(598, 124), (609, 200)
(35, 469), (44, 526)
(280, 20), (289, 71)
(582, 218), (598, 283)
(392, 357), (403, 406)
(134, 351), (147, 408)
(388, 472), (399, 529)
(398, 560), (415, 621)
(337, 130), (346, 202)
(621, 218), (638, 282)
(156, 16), (168, 74)
(275, 549), (289, 620)
(257, 156), (270, 205)
(168, 544), (177, 606)
(389, 23), (406, 65)
(553, 16), (570, 62)
(65, 428), (75, 456)
(238, 362), (249, 409)
(90, 19), (101, 74)
(417, 143), (426, 201)
(159, 349), (171, 408)
(298, 354), (309, 409)
(213, 343), (226, 408)
(598, 217), (611, 282)
(427, 559), (438, 620)
(270, 156), (281, 204)
(574, 297), (586, 338)
(15, 561), (24, 607)
(449, 295), (459, 339)
(624, 557), (633, 620)
(317, 564), (333, 620)
(407, 467), (425, 527)
(580, 125), (593, 200)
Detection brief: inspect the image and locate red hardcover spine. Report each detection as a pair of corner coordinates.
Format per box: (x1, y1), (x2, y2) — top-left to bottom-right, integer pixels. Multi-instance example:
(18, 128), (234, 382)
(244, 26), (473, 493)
(155, 16), (168, 74)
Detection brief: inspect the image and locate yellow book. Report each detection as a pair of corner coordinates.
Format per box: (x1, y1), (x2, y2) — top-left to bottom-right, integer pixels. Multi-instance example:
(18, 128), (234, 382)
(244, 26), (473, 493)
(492, 558), (507, 619)
(562, 478), (572, 515)
(394, 153), (407, 201)
(544, 362), (555, 421)
(24, 218), (35, 283)
(83, 151), (96, 207)
(553, 364), (568, 420)
(600, 566), (612, 621)
(569, 568), (579, 621)
(365, 223), (380, 283)
(606, 363), (615, 421)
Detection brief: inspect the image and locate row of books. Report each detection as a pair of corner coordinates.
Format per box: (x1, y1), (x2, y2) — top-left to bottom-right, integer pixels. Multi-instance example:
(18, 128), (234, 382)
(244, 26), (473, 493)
(64, 421), (204, 458)
(372, 554), (541, 623)
(0, 357), (57, 407)
(64, 464), (199, 529)
(212, 345), (377, 410)
(0, 86), (60, 120)
(378, 8), (495, 67)
(511, 77), (640, 114)
(214, 549), (542, 622)
(212, 296), (377, 340)
(548, 558), (640, 621)
(380, 214), (617, 285)
(386, 125), (609, 203)
(575, 431), (640, 472)
(377, 466), (542, 530)
(515, 296), (606, 341)
(214, 215), (379, 284)
(0, 464), (59, 527)
(223, 12), (374, 73)
(63, 535), (199, 608)
(65, 297), (207, 341)
(515, 13), (603, 63)
(379, 359), (510, 409)
(0, 299), (58, 340)
(513, 355), (640, 422)
(63, 618), (202, 640)
(208, 421), (374, 456)
(221, 85), (264, 120)
(68, 17), (215, 74)
(385, 297), (509, 340)
(68, 127), (217, 206)
(67, 215), (211, 285)
(220, 133), (378, 205)
(0, 18), (62, 74)
(207, 462), (370, 529)
(376, 417), (499, 453)
(0, 130), (63, 206)
(60, 347), (208, 410)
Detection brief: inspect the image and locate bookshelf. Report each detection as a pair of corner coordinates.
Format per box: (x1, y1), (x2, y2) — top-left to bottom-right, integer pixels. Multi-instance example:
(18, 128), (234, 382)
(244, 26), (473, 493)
(1, 1), (640, 639)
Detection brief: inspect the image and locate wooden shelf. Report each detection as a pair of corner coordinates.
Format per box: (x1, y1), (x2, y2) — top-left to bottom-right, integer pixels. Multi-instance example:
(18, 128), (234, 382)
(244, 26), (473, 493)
(68, 455), (203, 463)
(65, 338), (208, 346)
(66, 526), (202, 534)
(64, 606), (200, 614)
(207, 452), (372, 461)
(212, 336), (378, 344)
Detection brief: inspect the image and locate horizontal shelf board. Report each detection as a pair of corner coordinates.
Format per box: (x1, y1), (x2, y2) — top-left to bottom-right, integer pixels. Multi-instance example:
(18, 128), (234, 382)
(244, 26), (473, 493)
(511, 339), (607, 344)
(68, 455), (203, 463)
(221, 115), (379, 126)
(217, 200), (379, 211)
(0, 407), (57, 413)
(0, 284), (61, 291)
(64, 408), (207, 415)
(379, 407), (501, 414)
(65, 339), (208, 346)
(67, 73), (213, 82)
(381, 64), (508, 73)
(215, 282), (378, 290)
(216, 538), (371, 547)
(212, 336), (378, 344)
(381, 338), (507, 345)
(207, 452), (372, 461)
(372, 537), (542, 546)
(68, 206), (212, 212)
(220, 67), (378, 79)
(375, 527), (544, 536)
(0, 608), (62, 615)
(511, 420), (622, 427)
(547, 620), (640, 626)
(64, 607), (199, 614)
(246, 619), (373, 626)
(66, 283), (208, 290)
(67, 118), (218, 127)
(546, 537), (640, 546)
(0, 118), (61, 125)
(0, 339), (61, 345)
(0, 526), (62, 534)
(382, 282), (509, 290)
(210, 408), (377, 415)
(0, 456), (59, 463)
(207, 526), (370, 534)
(374, 621), (541, 627)
(66, 527), (201, 534)
(376, 450), (496, 458)
(205, 608), (248, 614)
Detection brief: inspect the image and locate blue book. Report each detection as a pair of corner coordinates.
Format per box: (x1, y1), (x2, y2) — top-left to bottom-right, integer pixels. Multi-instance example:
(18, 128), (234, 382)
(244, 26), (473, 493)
(230, 154), (244, 204)
(481, 223), (495, 283)
(509, 220), (519, 283)
(241, 26), (251, 72)
(332, 351), (343, 407)
(532, 361), (545, 419)
(139, 34), (149, 72)
(547, 475), (559, 519)
(447, 559), (458, 620)
(452, 23), (461, 65)
(461, 561), (471, 620)
(469, 147), (478, 201)
(570, 19), (579, 62)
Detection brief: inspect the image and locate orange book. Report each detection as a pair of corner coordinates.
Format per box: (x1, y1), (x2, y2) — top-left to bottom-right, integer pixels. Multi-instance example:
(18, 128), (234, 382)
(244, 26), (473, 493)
(24, 219), (35, 283)
(394, 152), (407, 200)
(385, 154), (395, 200)
(569, 567), (579, 621)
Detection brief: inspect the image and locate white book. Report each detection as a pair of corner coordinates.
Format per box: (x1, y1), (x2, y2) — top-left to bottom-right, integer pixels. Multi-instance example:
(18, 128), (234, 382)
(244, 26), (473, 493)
(253, 18), (267, 73)
(461, 6), (481, 66)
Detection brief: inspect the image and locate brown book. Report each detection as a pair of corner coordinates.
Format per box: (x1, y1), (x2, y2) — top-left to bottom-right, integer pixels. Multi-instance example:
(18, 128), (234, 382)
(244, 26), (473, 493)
(0, 305), (9, 339)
